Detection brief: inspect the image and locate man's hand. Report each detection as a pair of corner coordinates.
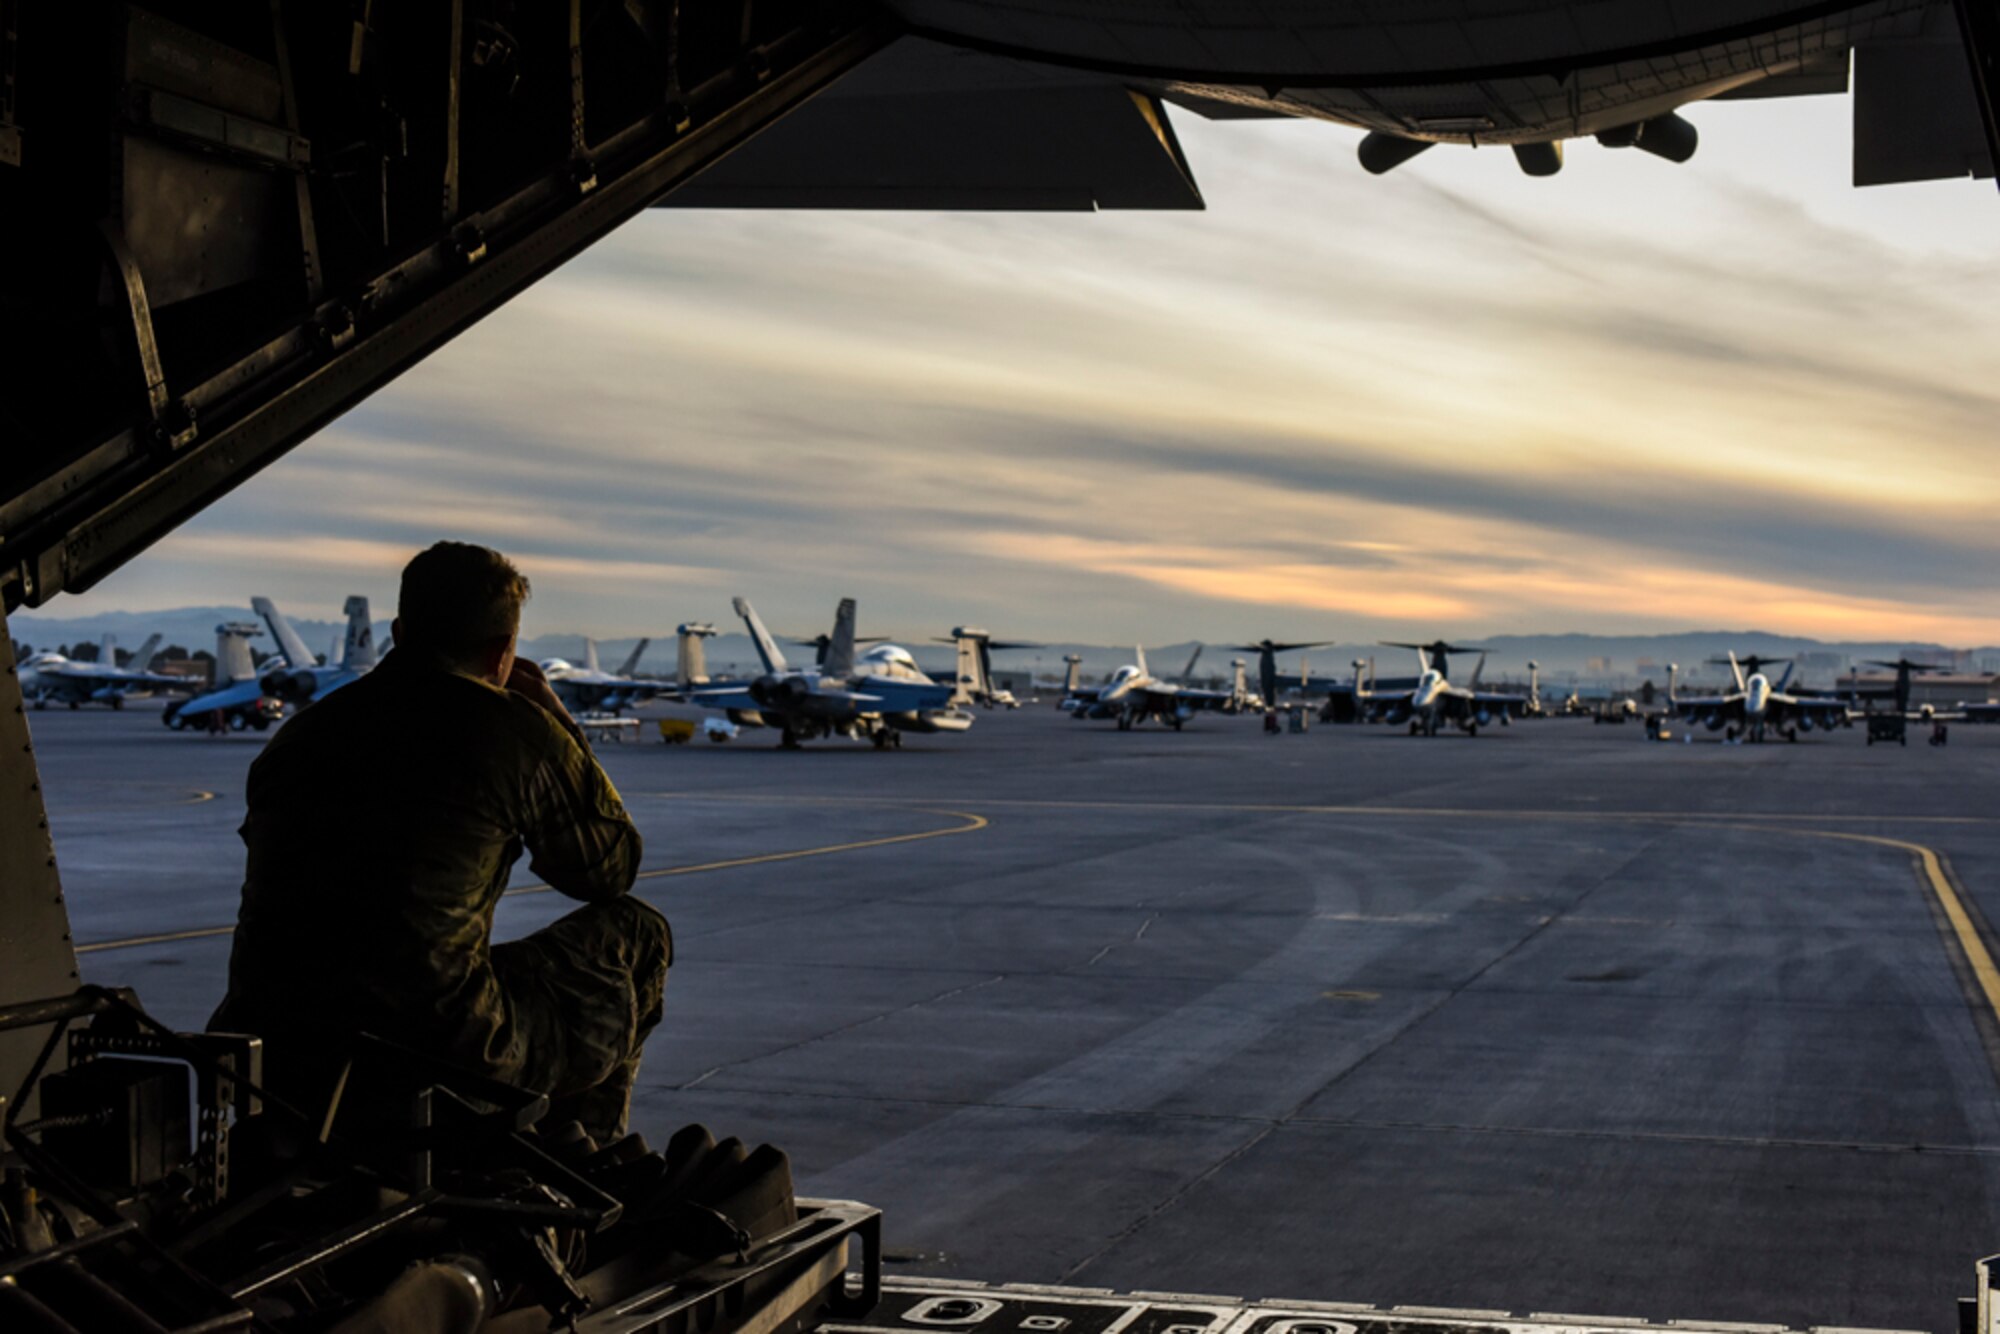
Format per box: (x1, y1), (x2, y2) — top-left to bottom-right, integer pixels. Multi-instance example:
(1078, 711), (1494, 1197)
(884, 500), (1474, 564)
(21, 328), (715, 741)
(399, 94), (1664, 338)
(506, 657), (582, 740)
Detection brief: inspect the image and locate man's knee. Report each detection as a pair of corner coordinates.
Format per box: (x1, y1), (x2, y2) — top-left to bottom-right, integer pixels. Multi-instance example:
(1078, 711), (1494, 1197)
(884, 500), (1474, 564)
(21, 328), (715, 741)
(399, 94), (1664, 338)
(607, 896), (672, 974)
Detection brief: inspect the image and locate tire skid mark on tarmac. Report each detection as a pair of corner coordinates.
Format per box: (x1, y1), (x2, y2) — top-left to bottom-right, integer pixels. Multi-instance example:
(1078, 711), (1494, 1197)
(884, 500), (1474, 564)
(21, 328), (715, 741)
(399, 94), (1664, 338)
(73, 806), (988, 955)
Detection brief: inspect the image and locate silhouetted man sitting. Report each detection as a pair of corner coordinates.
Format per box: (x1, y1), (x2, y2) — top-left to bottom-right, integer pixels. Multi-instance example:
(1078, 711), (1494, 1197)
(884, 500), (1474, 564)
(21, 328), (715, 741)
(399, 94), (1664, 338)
(212, 541), (669, 1141)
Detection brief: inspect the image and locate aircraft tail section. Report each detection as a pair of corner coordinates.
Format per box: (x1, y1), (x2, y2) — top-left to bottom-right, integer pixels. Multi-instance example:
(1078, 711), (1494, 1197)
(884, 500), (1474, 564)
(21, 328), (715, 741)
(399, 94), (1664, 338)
(1179, 644), (1203, 685)
(253, 596), (319, 670)
(616, 638), (650, 677)
(1063, 654), (1082, 695)
(1135, 645), (1149, 678)
(953, 635), (986, 705)
(342, 597), (377, 672)
(98, 633), (116, 667)
(130, 633), (161, 673)
(584, 638), (603, 675)
(733, 597), (788, 674)
(823, 598), (858, 679)
(676, 624), (715, 687)
(1471, 652), (1486, 688)
(1232, 659), (1250, 701)
(216, 623), (261, 685)
(1727, 651), (1747, 693)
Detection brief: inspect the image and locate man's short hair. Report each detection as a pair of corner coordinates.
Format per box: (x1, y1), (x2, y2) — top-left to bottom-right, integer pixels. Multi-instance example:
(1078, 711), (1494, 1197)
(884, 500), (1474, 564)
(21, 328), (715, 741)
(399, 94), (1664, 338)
(398, 542), (530, 662)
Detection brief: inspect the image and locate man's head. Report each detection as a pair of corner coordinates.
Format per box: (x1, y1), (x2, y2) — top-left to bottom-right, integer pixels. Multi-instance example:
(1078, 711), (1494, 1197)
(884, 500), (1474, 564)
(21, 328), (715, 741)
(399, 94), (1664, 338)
(392, 542), (531, 684)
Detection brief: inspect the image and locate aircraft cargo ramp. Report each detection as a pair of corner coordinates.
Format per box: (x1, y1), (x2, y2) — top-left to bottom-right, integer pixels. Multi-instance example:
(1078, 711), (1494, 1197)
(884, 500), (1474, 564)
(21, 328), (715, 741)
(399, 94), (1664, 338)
(843, 1281), (1930, 1334)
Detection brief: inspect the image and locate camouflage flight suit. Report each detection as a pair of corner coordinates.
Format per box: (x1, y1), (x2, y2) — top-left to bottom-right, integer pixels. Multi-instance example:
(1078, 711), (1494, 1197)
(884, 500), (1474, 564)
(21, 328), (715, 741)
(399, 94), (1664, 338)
(210, 649), (667, 1140)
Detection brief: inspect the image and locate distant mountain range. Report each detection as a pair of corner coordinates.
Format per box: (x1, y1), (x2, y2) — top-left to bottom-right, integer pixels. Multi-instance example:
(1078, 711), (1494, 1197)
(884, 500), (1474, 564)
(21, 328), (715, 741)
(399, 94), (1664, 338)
(12, 605), (1999, 688)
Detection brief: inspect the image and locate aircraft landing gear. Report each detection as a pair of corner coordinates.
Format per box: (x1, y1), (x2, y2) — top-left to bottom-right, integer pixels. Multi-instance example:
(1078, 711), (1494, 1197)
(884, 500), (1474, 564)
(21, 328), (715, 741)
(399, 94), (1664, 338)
(780, 728), (802, 750)
(1785, 728), (1799, 742)
(1724, 727), (1738, 742)
(1168, 716), (1184, 732)
(68, 700), (79, 710)
(110, 695), (123, 710)
(1465, 722), (1479, 737)
(1116, 714), (1132, 731)
(1409, 720), (1421, 736)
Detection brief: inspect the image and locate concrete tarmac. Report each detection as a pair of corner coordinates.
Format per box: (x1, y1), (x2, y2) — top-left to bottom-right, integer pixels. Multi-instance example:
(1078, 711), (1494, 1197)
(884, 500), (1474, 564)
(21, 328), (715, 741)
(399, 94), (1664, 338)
(28, 702), (2000, 1332)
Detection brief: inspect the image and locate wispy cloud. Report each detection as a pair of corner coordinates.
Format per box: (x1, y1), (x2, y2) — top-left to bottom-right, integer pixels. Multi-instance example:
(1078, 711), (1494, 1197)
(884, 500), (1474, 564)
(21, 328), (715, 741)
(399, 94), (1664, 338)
(65, 95), (2000, 647)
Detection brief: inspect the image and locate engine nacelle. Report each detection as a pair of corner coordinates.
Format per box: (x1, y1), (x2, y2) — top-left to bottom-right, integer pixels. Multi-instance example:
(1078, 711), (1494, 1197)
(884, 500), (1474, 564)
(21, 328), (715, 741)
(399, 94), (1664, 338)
(1796, 715), (1815, 732)
(1474, 708), (1492, 727)
(261, 668), (320, 705)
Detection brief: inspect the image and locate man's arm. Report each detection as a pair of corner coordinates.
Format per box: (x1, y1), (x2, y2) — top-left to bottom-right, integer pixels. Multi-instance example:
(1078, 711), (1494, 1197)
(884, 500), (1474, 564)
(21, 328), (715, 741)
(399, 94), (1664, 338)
(514, 690), (643, 903)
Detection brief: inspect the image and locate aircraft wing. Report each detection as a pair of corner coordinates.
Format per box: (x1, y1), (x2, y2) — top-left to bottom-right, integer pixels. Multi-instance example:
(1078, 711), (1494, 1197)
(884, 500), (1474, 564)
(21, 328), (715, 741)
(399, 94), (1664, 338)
(1469, 692), (1531, 718)
(671, 684), (762, 712)
(1769, 693), (1851, 723)
(1165, 686), (1239, 712)
(1672, 694), (1742, 719)
(175, 679), (269, 715)
(1959, 703), (2000, 723)
(854, 678), (954, 712)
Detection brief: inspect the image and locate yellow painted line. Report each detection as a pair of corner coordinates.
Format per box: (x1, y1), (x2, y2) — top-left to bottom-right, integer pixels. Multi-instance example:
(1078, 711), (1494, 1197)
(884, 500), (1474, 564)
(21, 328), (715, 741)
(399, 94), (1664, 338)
(647, 791), (2000, 1034)
(1769, 827), (2000, 1030)
(636, 791), (2000, 828)
(76, 807), (989, 955)
(503, 809), (989, 899)
(76, 924), (236, 953)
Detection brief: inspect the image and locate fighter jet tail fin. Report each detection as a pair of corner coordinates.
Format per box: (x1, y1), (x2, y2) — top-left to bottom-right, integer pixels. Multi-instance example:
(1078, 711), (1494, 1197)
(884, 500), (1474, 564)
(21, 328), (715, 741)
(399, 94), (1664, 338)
(616, 638), (650, 677)
(584, 638), (603, 675)
(1775, 661), (1796, 691)
(98, 633), (116, 667)
(1727, 651), (1747, 693)
(823, 598), (858, 679)
(216, 623), (260, 685)
(1135, 645), (1150, 677)
(253, 596), (319, 670)
(130, 633), (161, 673)
(733, 597), (788, 674)
(1179, 643), (1203, 685)
(1471, 652), (1487, 688)
(342, 597), (377, 672)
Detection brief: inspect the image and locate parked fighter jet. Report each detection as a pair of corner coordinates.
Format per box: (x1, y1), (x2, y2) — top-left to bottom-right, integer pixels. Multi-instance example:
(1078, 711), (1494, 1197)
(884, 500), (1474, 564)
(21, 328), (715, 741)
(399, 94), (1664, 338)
(19, 634), (177, 709)
(254, 596), (380, 708)
(678, 597), (967, 748)
(1364, 641), (1528, 737)
(541, 638), (660, 713)
(163, 622), (285, 731)
(1671, 653), (1850, 742)
(1062, 645), (1250, 730)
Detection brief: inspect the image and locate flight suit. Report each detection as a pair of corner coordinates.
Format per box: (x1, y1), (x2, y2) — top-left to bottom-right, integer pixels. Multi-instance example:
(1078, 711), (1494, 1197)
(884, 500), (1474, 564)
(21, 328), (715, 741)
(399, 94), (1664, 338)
(211, 648), (665, 1140)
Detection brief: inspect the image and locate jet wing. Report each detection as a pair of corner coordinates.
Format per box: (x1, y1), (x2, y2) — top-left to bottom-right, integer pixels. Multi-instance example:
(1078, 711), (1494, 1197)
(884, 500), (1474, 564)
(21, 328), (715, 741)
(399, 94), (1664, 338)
(1469, 692), (1531, 718)
(1167, 686), (1240, 712)
(672, 685), (762, 712)
(854, 678), (954, 712)
(174, 678), (268, 715)
(1960, 703), (2000, 723)
(1672, 694), (1742, 718)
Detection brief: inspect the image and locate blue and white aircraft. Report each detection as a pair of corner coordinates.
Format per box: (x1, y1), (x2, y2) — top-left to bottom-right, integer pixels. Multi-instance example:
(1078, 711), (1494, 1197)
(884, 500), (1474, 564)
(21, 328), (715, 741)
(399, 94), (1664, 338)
(679, 597), (966, 749)
(1364, 641), (1528, 737)
(1060, 645), (1250, 730)
(162, 622), (283, 731)
(253, 595), (380, 708)
(20, 634), (177, 710)
(1671, 653), (1850, 743)
(541, 638), (660, 714)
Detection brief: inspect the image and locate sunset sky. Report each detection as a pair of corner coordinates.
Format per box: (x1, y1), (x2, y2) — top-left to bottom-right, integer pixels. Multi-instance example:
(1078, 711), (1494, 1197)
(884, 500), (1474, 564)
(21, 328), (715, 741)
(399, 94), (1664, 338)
(53, 90), (2000, 646)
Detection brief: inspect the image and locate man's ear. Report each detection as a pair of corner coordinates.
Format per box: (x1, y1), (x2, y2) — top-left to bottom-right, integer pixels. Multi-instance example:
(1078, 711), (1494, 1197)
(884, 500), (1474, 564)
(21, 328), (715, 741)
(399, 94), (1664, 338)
(479, 632), (514, 683)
